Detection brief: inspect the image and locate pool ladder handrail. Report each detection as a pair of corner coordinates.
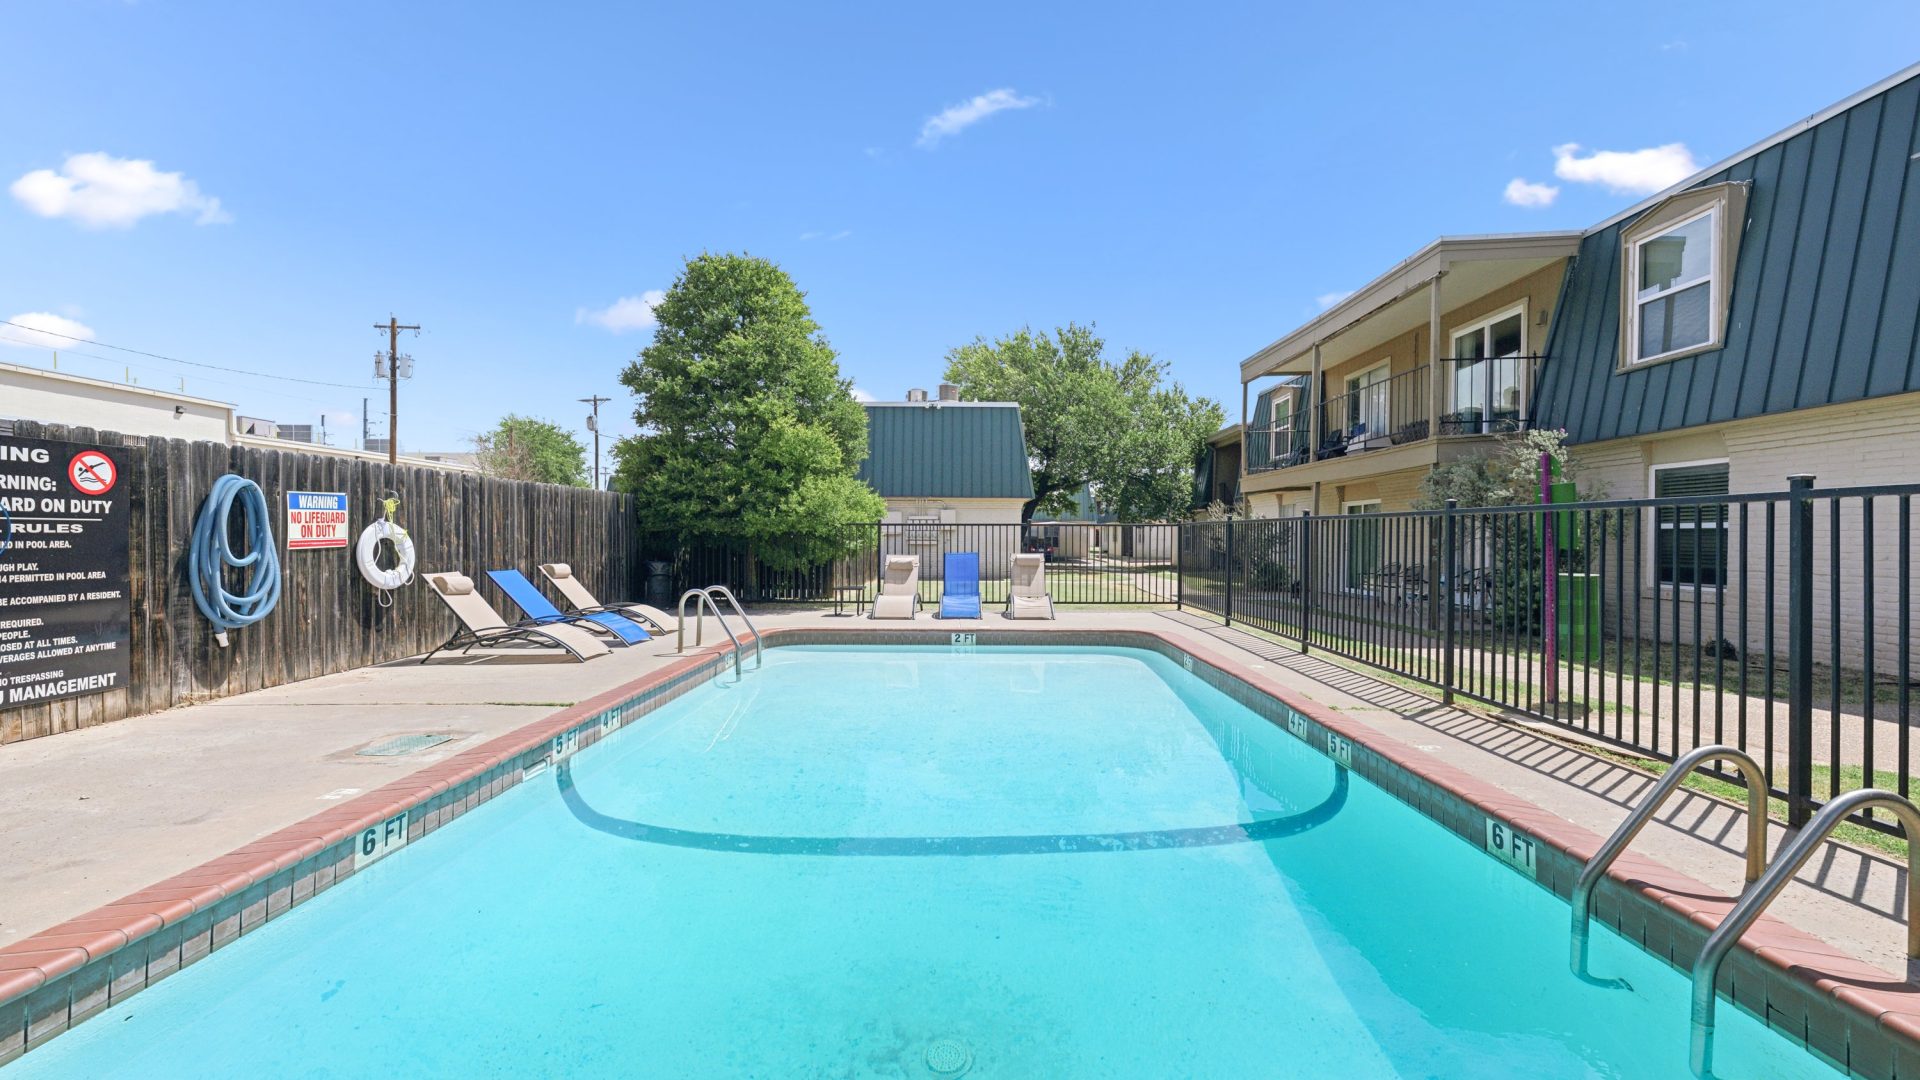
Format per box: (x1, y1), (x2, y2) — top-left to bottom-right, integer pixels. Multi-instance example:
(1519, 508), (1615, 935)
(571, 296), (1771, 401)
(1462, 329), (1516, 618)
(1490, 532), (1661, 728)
(1690, 788), (1920, 1079)
(675, 588), (744, 682)
(1571, 745), (1769, 986)
(700, 585), (763, 670)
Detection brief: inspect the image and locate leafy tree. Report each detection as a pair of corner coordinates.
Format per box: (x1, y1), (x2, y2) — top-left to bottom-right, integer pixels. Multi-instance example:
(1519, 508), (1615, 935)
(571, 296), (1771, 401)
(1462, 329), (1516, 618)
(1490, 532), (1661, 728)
(472, 415), (589, 487)
(612, 253), (884, 569)
(1413, 428), (1600, 508)
(1413, 428), (1607, 632)
(942, 323), (1222, 521)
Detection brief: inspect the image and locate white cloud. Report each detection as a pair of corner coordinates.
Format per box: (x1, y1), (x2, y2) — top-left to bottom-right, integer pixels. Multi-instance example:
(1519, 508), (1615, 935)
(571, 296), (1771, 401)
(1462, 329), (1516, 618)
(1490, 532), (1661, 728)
(1503, 177), (1560, 208)
(1552, 142), (1698, 196)
(800, 229), (853, 242)
(10, 152), (231, 229)
(917, 88), (1039, 147)
(0, 311), (95, 350)
(1315, 291), (1354, 311)
(850, 385), (876, 402)
(575, 290), (665, 333)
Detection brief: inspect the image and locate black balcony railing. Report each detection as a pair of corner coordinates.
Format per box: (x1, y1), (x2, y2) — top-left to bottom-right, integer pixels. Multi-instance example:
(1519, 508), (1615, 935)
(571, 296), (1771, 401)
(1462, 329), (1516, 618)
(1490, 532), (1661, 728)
(1317, 364), (1430, 459)
(1438, 355), (1545, 436)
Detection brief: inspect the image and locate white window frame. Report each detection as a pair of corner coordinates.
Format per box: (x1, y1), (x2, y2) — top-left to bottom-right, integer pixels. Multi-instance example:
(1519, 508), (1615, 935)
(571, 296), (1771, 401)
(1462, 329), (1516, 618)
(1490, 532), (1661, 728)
(1340, 499), (1383, 593)
(1647, 458), (1730, 592)
(1447, 302), (1529, 418)
(1627, 206), (1719, 366)
(1343, 361), (1392, 440)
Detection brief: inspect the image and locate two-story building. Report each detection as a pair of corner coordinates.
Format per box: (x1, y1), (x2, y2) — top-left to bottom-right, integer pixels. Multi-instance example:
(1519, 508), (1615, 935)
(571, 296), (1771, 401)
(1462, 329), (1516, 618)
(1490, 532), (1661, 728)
(1231, 234), (1580, 521)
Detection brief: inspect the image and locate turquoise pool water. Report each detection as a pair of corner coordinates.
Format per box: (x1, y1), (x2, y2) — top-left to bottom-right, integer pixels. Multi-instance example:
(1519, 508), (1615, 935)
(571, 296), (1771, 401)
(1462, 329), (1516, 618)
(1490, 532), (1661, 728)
(13, 645), (1834, 1078)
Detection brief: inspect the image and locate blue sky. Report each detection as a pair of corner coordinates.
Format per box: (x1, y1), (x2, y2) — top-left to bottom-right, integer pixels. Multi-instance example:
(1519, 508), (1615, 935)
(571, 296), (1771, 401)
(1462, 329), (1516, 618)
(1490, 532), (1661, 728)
(3, 2), (1916, 472)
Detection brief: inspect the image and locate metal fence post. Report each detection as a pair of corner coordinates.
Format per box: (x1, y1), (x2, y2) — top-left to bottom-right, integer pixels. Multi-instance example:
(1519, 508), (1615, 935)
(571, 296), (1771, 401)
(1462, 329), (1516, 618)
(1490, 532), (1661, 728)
(1297, 511), (1312, 653)
(1175, 524), (1185, 610)
(1442, 499), (1457, 705)
(1786, 474), (1816, 826)
(1224, 517), (1235, 627)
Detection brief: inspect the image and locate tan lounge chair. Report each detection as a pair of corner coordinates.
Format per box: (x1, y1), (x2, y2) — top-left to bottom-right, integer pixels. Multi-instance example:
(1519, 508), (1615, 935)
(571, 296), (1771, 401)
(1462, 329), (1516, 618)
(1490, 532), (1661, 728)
(1006, 553), (1056, 619)
(538, 562), (676, 637)
(871, 555), (921, 620)
(423, 572), (610, 663)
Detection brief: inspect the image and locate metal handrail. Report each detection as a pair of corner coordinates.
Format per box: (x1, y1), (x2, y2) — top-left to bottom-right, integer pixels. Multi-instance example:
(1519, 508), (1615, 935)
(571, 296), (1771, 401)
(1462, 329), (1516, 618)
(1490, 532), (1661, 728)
(1570, 745), (1769, 986)
(1690, 788), (1920, 1078)
(702, 585), (763, 669)
(675, 588), (743, 682)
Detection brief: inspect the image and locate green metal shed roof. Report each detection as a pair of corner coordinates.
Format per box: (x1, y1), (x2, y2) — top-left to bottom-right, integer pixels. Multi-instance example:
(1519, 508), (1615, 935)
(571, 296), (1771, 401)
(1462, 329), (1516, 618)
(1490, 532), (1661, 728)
(856, 402), (1035, 500)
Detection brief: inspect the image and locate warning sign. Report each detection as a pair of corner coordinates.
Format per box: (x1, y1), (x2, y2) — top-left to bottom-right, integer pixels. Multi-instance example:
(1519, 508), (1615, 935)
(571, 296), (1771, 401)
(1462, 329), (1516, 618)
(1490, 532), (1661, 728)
(68, 451), (117, 495)
(285, 491), (350, 550)
(0, 435), (134, 708)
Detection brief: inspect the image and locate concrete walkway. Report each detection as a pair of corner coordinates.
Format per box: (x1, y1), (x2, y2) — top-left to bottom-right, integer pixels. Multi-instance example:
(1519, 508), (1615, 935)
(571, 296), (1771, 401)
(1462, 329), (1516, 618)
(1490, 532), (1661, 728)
(0, 606), (1912, 985)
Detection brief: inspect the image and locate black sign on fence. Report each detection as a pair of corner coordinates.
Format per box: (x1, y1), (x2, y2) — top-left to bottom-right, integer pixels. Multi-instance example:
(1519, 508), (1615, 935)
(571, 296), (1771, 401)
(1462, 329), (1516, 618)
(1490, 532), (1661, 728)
(0, 435), (134, 707)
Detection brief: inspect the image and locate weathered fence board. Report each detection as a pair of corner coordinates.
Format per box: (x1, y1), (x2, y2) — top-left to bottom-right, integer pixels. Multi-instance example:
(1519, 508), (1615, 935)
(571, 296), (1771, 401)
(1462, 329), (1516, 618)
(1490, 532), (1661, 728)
(1, 422), (637, 744)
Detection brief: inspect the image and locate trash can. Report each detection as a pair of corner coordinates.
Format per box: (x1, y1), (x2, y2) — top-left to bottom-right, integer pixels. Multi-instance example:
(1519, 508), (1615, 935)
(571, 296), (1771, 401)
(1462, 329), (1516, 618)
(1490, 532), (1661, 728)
(645, 560), (673, 608)
(1556, 572), (1601, 662)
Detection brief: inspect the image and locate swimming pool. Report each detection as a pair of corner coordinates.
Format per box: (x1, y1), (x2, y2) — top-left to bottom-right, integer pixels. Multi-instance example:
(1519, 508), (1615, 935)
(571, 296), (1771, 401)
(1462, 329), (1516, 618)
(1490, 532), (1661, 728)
(8, 644), (1838, 1077)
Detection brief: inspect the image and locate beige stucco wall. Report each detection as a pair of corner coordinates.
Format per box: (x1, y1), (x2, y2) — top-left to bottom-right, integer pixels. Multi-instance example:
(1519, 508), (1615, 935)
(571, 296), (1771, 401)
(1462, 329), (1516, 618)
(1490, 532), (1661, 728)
(1316, 466), (1431, 515)
(1571, 391), (1920, 672)
(1, 363), (233, 442)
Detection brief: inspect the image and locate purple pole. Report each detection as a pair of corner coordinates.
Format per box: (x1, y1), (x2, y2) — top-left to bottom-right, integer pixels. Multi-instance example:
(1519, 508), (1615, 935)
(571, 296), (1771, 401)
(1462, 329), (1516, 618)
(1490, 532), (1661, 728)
(1541, 451), (1558, 706)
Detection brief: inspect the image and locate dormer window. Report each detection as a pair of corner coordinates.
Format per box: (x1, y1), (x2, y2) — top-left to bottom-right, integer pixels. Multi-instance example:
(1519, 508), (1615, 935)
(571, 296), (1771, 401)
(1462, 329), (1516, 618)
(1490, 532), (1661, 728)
(1618, 181), (1748, 368)
(1632, 210), (1715, 361)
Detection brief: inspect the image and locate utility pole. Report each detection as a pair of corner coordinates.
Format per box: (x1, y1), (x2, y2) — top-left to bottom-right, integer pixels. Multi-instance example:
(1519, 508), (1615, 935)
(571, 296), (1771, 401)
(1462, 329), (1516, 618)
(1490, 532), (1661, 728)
(362, 397), (370, 451)
(372, 316), (420, 465)
(579, 395), (611, 489)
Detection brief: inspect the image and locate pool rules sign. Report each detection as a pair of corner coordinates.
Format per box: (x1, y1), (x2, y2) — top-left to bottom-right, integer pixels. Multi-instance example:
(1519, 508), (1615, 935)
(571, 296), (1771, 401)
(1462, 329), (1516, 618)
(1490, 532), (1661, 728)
(0, 434), (133, 707)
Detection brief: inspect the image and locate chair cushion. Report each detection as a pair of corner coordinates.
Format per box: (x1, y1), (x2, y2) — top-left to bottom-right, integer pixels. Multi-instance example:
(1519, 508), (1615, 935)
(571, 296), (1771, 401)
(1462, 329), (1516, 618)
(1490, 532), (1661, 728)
(435, 573), (476, 595)
(543, 562), (572, 578)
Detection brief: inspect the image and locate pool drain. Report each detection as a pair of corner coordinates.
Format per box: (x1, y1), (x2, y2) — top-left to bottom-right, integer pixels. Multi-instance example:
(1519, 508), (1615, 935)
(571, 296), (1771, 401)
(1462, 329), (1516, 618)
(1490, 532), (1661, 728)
(924, 1036), (972, 1076)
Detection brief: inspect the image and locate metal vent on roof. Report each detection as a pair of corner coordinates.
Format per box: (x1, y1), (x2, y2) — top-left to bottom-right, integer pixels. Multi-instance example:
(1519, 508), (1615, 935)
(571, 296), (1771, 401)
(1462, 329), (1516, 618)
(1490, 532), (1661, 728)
(357, 733), (454, 757)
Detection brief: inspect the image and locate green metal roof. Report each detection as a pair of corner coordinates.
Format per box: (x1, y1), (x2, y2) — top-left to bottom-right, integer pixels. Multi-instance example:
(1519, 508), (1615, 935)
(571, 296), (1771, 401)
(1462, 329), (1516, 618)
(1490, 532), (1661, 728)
(1536, 67), (1920, 444)
(856, 402), (1035, 500)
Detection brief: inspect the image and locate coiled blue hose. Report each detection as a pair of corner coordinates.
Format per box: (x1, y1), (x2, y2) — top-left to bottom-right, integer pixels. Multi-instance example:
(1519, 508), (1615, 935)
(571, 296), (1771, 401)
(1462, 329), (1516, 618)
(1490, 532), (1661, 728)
(188, 473), (281, 647)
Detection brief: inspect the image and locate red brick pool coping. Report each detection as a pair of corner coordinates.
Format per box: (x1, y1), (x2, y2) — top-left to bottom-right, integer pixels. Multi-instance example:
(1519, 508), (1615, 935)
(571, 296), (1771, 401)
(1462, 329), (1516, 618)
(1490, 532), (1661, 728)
(2, 625), (1915, 1075)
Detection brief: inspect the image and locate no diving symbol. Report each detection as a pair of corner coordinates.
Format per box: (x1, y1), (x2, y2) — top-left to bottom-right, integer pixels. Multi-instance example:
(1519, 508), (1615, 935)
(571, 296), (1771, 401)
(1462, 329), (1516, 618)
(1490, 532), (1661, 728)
(69, 450), (117, 495)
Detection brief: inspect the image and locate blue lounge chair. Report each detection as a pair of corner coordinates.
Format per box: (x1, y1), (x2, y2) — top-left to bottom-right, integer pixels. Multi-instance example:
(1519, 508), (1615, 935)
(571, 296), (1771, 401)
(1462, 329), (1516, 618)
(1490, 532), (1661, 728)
(938, 552), (981, 618)
(486, 569), (650, 646)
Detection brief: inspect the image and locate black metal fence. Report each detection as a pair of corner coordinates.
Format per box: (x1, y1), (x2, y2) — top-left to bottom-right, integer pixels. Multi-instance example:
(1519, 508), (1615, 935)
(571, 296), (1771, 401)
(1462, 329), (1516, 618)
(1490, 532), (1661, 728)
(1191, 477), (1920, 835)
(641, 522), (1179, 608)
(644, 479), (1916, 833)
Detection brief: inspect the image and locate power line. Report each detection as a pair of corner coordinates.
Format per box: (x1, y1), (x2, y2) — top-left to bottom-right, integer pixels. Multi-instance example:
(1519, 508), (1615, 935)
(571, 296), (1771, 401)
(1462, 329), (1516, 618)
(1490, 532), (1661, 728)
(0, 318), (372, 389)
(0, 333), (355, 412)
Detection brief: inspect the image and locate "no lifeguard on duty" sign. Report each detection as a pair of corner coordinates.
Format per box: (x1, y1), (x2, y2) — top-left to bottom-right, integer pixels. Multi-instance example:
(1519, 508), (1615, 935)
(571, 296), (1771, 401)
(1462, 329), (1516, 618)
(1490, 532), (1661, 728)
(285, 491), (350, 550)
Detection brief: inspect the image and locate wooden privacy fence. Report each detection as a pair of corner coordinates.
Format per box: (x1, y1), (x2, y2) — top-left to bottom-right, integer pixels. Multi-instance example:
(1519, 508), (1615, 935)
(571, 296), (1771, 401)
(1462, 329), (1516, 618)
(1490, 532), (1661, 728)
(0, 421), (637, 744)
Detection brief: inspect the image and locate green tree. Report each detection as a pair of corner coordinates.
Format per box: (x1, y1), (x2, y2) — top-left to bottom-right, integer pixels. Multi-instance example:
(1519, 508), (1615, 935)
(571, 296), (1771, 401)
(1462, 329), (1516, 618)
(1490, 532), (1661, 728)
(472, 415), (589, 487)
(942, 323), (1222, 521)
(1412, 428), (1600, 508)
(612, 253), (884, 569)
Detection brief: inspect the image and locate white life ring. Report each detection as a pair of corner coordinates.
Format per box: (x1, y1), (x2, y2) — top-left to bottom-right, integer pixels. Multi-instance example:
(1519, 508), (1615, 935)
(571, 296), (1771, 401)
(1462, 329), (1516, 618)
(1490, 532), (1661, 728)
(356, 518), (416, 591)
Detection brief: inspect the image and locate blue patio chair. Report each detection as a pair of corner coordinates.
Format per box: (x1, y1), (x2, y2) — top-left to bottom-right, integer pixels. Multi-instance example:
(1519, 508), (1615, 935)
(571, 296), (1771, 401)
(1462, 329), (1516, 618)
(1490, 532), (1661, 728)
(486, 568), (650, 646)
(938, 552), (981, 618)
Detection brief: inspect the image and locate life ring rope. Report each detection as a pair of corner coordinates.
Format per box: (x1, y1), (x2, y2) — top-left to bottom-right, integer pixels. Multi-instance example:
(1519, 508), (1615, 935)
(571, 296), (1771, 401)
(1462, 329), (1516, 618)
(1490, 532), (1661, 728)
(357, 496), (416, 605)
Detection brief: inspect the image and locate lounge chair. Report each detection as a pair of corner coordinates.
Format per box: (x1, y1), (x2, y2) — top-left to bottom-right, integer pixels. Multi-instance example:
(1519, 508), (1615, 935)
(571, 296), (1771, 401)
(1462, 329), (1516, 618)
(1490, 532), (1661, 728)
(538, 562), (675, 636)
(487, 569), (650, 646)
(422, 572), (610, 663)
(1006, 552), (1055, 619)
(938, 552), (981, 619)
(871, 555), (921, 620)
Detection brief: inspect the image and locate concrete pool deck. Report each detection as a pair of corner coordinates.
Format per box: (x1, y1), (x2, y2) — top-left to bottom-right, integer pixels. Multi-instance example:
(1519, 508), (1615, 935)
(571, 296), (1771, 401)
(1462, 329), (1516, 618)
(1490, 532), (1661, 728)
(2, 605), (1914, 991)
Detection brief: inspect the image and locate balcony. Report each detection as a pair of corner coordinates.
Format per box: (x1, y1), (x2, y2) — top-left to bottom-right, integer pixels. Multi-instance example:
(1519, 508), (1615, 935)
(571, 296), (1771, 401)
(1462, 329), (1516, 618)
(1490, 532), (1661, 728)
(1246, 357), (1543, 475)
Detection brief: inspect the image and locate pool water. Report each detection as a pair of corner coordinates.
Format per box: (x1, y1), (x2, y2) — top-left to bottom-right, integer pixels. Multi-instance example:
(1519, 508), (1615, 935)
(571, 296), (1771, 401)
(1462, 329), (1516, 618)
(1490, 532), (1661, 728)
(12, 646), (1835, 1078)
